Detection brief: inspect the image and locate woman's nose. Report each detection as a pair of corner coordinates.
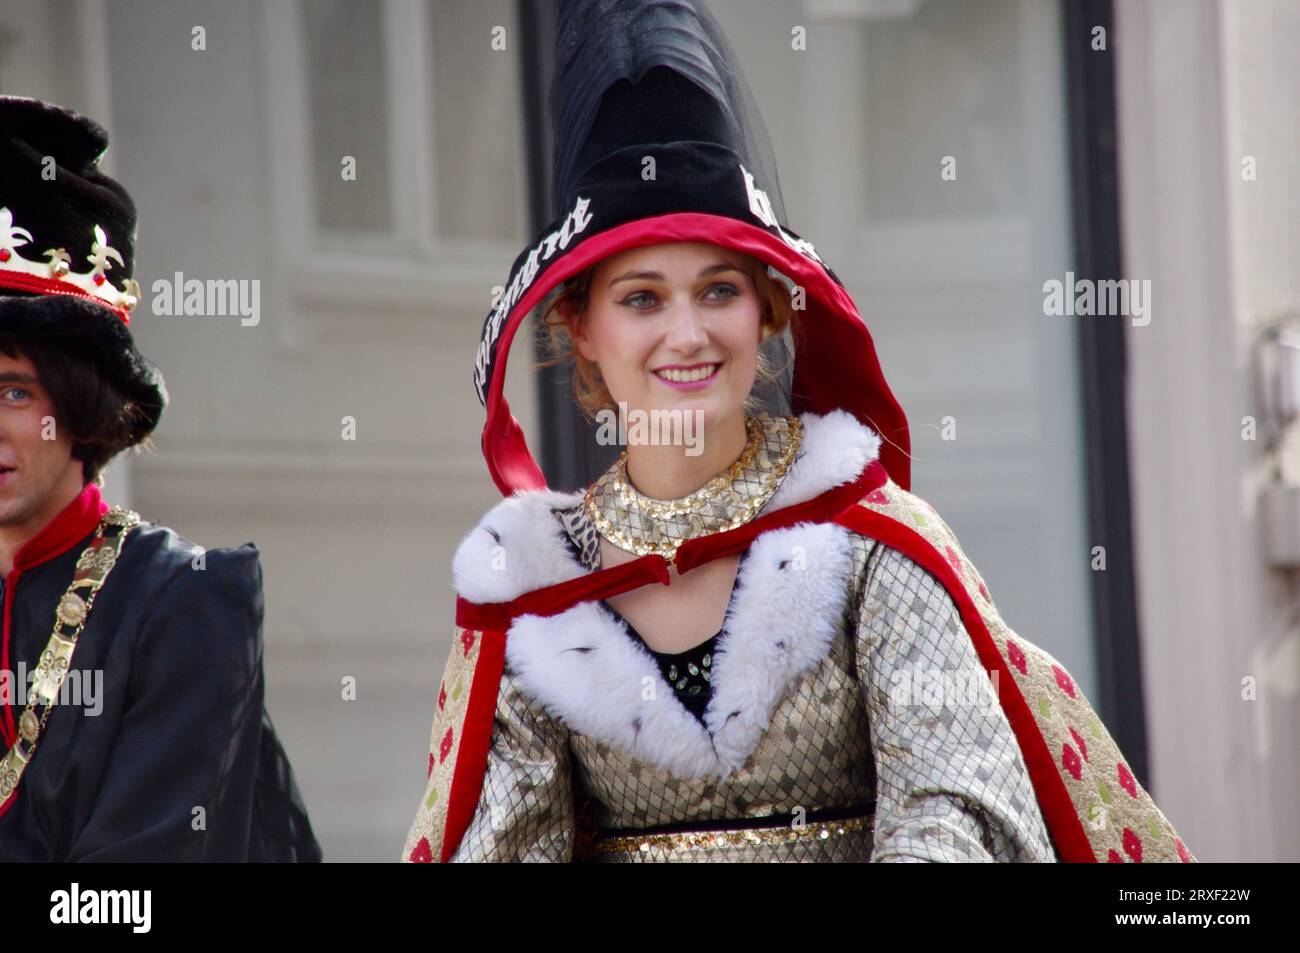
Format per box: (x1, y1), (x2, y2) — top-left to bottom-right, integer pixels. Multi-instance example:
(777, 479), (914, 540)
(662, 302), (709, 352)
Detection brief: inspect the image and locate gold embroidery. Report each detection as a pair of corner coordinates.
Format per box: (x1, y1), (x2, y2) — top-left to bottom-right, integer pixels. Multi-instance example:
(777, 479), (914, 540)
(587, 813), (874, 856)
(401, 626), (485, 862)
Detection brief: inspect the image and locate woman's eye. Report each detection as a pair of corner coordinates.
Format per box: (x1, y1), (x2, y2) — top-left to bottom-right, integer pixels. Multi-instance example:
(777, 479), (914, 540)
(620, 284), (739, 309)
(3, 388), (30, 401)
(620, 291), (658, 309)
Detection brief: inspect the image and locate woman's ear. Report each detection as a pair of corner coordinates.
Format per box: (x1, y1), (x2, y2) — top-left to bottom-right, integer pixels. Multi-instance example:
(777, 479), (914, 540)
(568, 306), (595, 362)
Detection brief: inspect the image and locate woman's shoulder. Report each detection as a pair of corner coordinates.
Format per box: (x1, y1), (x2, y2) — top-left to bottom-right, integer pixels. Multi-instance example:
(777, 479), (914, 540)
(758, 408), (882, 511)
(840, 477), (998, 610)
(450, 487), (589, 604)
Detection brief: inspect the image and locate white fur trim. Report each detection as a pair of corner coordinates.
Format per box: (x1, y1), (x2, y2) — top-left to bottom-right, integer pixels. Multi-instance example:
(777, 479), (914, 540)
(451, 488), (587, 604)
(763, 409), (882, 513)
(449, 409), (879, 776)
(504, 520), (856, 779)
(703, 521), (856, 773)
(506, 602), (720, 777)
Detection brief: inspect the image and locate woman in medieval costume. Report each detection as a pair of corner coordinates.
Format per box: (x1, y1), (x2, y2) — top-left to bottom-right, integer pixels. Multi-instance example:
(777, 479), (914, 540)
(402, 0), (1194, 863)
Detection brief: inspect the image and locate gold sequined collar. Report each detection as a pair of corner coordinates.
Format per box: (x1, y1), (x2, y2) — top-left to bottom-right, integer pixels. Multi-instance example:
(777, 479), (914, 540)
(582, 412), (802, 564)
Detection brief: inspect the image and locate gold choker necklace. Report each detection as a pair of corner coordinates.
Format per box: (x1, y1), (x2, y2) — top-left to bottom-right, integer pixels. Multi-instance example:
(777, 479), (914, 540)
(583, 413), (802, 564)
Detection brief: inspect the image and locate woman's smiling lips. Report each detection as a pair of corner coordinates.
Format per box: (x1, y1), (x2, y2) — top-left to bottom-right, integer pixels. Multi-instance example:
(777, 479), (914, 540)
(651, 361), (723, 391)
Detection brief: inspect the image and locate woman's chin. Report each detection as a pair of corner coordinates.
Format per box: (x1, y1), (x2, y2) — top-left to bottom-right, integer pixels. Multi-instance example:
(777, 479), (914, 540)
(625, 377), (746, 428)
(649, 392), (722, 418)
(674, 400), (747, 437)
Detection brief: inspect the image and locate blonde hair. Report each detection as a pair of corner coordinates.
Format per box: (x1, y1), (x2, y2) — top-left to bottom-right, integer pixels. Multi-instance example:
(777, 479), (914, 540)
(536, 251), (794, 422)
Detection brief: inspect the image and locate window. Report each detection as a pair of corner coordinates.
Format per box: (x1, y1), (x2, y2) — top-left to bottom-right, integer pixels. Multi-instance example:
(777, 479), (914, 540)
(264, 0), (525, 310)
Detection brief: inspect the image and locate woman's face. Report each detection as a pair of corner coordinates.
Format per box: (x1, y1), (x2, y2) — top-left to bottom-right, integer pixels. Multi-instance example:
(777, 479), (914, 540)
(571, 241), (763, 430)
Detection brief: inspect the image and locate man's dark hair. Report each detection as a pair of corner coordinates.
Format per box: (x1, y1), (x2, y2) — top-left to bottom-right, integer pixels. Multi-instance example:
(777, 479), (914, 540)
(0, 336), (153, 484)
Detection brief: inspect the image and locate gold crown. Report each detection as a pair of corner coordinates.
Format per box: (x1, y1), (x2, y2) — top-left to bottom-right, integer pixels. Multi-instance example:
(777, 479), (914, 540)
(0, 206), (139, 322)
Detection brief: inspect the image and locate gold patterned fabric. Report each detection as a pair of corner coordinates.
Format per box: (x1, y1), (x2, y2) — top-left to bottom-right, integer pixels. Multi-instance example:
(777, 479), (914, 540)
(841, 480), (1196, 863)
(445, 658), (575, 862)
(565, 552), (874, 832)
(430, 527), (1061, 863)
(855, 538), (1056, 862)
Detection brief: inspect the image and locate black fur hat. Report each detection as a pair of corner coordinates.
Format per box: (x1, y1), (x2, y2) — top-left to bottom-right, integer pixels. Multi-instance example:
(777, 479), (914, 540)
(0, 95), (166, 445)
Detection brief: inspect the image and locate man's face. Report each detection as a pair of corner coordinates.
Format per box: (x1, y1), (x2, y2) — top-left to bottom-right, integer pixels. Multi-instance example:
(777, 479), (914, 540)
(0, 348), (82, 529)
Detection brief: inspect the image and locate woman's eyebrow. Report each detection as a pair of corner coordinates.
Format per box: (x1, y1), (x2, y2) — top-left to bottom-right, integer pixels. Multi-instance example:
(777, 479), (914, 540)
(0, 372), (39, 385)
(608, 262), (744, 286)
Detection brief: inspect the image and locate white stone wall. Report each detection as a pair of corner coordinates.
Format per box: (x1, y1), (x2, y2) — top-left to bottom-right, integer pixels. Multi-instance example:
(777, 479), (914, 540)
(1118, 0), (1300, 861)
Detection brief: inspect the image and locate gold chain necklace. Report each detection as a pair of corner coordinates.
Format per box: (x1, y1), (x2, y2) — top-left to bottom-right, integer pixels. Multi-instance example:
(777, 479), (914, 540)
(0, 505), (139, 805)
(583, 413), (802, 564)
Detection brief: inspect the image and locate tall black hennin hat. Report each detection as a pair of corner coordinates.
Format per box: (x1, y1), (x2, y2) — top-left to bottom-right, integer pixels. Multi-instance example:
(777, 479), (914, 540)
(0, 96), (167, 445)
(474, 0), (910, 495)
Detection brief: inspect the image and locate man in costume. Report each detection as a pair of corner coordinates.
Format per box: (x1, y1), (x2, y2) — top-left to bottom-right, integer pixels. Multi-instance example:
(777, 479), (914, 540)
(0, 96), (320, 861)
(402, 0), (1195, 863)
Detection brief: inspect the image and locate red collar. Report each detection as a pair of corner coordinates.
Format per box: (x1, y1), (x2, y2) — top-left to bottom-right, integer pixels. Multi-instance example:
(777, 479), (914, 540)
(1, 482), (109, 748)
(455, 459), (887, 630)
(10, 482), (108, 574)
